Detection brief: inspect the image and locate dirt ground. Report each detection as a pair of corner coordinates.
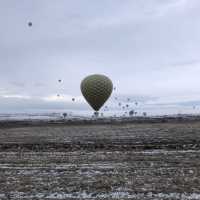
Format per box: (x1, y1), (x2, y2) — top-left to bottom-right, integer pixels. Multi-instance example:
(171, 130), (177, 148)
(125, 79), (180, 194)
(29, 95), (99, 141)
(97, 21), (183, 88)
(0, 120), (200, 199)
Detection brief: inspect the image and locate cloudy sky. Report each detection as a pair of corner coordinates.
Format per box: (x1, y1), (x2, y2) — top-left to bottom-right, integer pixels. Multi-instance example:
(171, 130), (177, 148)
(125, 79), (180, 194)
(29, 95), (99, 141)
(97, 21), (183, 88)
(0, 0), (200, 114)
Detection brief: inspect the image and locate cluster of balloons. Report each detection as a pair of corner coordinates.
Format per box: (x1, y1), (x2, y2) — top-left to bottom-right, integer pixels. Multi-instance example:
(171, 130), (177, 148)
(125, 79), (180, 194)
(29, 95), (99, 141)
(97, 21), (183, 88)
(26, 21), (198, 117)
(57, 79), (76, 102)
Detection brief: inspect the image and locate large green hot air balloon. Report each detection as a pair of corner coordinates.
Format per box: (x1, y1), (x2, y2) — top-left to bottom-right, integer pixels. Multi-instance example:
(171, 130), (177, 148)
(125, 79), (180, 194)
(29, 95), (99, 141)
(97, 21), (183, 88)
(81, 74), (113, 111)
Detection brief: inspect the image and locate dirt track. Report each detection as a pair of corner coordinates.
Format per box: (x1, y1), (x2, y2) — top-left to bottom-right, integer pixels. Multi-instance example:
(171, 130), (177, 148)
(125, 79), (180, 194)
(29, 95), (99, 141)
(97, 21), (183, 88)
(0, 121), (200, 199)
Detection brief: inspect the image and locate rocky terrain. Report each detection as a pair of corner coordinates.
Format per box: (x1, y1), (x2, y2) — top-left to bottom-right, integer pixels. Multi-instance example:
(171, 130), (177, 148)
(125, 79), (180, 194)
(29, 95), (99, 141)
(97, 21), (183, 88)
(0, 118), (200, 199)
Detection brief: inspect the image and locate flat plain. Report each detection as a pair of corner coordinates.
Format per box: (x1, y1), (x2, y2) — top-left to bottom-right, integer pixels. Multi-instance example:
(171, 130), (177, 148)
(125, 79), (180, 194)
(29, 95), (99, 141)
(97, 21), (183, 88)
(0, 119), (200, 199)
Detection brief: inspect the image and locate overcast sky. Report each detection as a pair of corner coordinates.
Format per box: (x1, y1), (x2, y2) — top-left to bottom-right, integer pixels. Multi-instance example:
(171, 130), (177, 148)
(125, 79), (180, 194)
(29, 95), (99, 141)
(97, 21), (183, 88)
(0, 0), (200, 114)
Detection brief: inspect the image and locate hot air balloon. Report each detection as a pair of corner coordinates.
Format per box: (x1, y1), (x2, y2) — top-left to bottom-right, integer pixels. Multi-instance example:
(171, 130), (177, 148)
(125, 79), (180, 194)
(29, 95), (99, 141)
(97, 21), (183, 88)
(28, 22), (32, 27)
(63, 113), (67, 118)
(58, 79), (62, 83)
(81, 74), (113, 111)
(72, 98), (75, 102)
(143, 112), (147, 117)
(129, 110), (134, 117)
(94, 111), (99, 117)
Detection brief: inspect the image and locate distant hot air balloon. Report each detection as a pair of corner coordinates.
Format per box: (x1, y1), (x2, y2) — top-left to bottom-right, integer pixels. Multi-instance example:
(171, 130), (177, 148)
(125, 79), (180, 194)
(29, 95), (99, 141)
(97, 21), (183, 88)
(28, 22), (32, 27)
(72, 98), (75, 101)
(129, 110), (134, 117)
(118, 102), (121, 106)
(58, 79), (62, 83)
(143, 112), (147, 117)
(94, 111), (99, 117)
(63, 113), (67, 118)
(104, 106), (108, 110)
(57, 94), (60, 97)
(81, 74), (113, 111)
(135, 102), (138, 106)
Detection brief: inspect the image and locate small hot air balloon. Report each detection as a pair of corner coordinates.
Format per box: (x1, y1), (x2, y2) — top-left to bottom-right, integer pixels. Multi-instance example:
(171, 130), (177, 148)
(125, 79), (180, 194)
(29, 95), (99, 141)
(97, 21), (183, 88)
(129, 110), (134, 117)
(58, 79), (62, 83)
(126, 104), (129, 108)
(81, 74), (113, 111)
(143, 112), (147, 117)
(94, 111), (99, 117)
(63, 113), (67, 118)
(118, 102), (121, 106)
(28, 22), (32, 27)
(135, 102), (138, 106)
(104, 106), (109, 111)
(72, 98), (75, 102)
(57, 94), (60, 97)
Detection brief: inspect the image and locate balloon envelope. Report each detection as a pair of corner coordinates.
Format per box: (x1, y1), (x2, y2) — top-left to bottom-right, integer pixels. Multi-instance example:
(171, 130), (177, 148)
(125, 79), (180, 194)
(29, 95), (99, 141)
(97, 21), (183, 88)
(81, 74), (113, 111)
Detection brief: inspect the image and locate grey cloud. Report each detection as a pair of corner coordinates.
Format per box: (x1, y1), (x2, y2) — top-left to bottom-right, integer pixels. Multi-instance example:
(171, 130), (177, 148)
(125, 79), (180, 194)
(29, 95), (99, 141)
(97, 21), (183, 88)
(165, 59), (200, 68)
(0, 97), (89, 112)
(111, 94), (158, 103)
(33, 82), (46, 87)
(10, 81), (25, 88)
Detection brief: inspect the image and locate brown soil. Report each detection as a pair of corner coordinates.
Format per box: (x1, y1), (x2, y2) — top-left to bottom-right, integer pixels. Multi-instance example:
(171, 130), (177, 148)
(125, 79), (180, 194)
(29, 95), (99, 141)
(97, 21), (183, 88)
(0, 120), (200, 199)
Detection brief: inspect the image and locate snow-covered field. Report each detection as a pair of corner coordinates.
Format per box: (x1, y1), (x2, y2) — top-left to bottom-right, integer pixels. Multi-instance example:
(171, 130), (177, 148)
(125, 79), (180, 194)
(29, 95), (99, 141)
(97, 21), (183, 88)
(0, 121), (200, 199)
